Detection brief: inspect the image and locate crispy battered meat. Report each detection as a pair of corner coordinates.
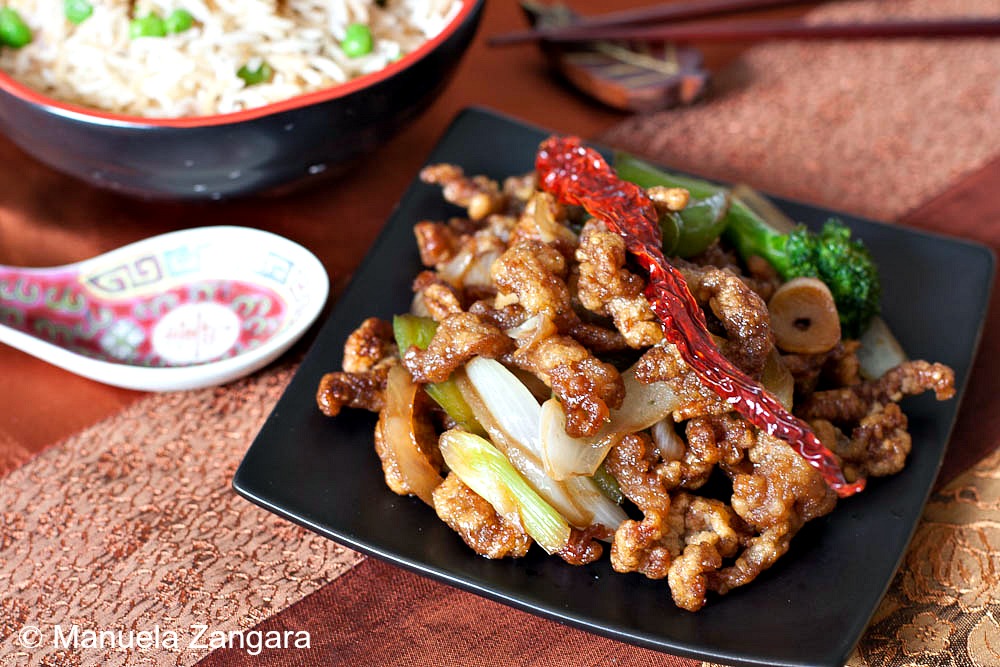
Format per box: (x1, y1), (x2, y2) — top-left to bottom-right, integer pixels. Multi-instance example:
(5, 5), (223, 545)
(813, 402), (912, 478)
(605, 433), (674, 579)
(432, 473), (532, 559)
(634, 345), (730, 421)
(782, 340), (862, 397)
(558, 527), (605, 565)
(420, 283), (463, 321)
(676, 260), (774, 378)
(605, 434), (746, 610)
(575, 223), (662, 348)
(471, 298), (628, 354)
(667, 493), (744, 612)
(414, 221), (461, 267)
(469, 299), (529, 330)
(342, 317), (397, 374)
(688, 243), (783, 303)
(508, 315), (624, 437)
(797, 360), (955, 423)
(491, 240), (574, 323)
(420, 164), (506, 221)
(316, 365), (391, 416)
(502, 172), (537, 207)
(564, 320), (630, 354)
(845, 403), (912, 477)
(318, 316), (399, 416)
(712, 431), (837, 595)
(659, 414), (752, 489)
(401, 312), (514, 384)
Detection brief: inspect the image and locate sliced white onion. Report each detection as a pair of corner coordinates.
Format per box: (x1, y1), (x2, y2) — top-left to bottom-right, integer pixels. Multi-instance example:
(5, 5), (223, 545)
(457, 358), (626, 532)
(377, 365), (443, 506)
(857, 316), (908, 380)
(761, 348), (795, 410)
(651, 418), (685, 462)
(537, 364), (685, 478)
(464, 357), (543, 457)
(539, 398), (611, 481)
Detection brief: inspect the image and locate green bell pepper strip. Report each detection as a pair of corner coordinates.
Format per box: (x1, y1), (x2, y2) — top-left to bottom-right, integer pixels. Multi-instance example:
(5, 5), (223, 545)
(614, 152), (759, 258)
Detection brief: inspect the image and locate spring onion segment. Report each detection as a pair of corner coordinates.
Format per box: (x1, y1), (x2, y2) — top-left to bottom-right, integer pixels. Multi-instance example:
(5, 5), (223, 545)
(458, 357), (627, 532)
(439, 429), (571, 555)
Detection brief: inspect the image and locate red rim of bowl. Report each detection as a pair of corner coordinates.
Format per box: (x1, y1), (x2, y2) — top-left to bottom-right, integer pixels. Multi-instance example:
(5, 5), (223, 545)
(0, 0), (478, 129)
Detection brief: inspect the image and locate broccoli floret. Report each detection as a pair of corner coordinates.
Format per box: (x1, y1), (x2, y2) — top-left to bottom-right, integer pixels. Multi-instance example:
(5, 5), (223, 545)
(725, 217), (880, 338)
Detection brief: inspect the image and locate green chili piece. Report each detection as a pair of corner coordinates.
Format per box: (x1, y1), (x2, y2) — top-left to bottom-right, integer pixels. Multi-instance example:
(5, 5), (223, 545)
(0, 7), (32, 48)
(237, 60), (273, 86)
(64, 0), (93, 25)
(129, 13), (166, 38)
(341, 23), (373, 58)
(164, 8), (193, 34)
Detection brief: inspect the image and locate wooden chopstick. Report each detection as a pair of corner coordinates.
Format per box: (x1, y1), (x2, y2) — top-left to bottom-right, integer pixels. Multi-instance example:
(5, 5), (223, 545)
(491, 16), (1000, 46)
(490, 0), (826, 46)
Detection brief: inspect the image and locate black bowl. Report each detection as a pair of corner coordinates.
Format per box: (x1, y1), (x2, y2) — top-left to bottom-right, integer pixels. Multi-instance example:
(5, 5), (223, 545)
(0, 0), (484, 200)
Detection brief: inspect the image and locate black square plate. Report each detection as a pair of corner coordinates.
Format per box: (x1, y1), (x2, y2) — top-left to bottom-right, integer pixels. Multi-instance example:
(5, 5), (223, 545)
(234, 107), (993, 667)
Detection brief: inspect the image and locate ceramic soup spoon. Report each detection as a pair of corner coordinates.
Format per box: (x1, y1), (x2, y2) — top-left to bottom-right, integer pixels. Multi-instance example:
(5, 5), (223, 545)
(0, 226), (328, 391)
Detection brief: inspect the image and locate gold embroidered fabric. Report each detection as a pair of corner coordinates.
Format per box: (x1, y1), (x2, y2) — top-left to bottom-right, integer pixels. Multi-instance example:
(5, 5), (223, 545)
(847, 445), (1000, 666)
(0, 364), (363, 667)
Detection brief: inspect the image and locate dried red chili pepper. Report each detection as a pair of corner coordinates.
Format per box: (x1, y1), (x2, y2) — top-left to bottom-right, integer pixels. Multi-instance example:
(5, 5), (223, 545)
(536, 136), (864, 498)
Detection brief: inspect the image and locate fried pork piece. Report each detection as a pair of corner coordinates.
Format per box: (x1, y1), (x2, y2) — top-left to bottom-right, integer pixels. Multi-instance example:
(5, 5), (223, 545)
(502, 172), (537, 210)
(782, 340), (862, 397)
(675, 260), (774, 378)
(432, 473), (532, 559)
(470, 299), (629, 354)
(663, 414), (753, 489)
(418, 282), (463, 321)
(712, 430), (837, 596)
(558, 527), (605, 565)
(604, 433), (746, 611)
(401, 312), (514, 384)
(667, 493), (745, 612)
(575, 221), (662, 348)
(492, 239), (574, 324)
(420, 164), (506, 221)
(689, 242), (783, 302)
(605, 433), (675, 579)
(342, 317), (397, 373)
(634, 345), (730, 421)
(797, 360), (955, 423)
(317, 367), (391, 416)
(317, 317), (398, 416)
(811, 401), (912, 478)
(413, 221), (462, 267)
(507, 314), (624, 438)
